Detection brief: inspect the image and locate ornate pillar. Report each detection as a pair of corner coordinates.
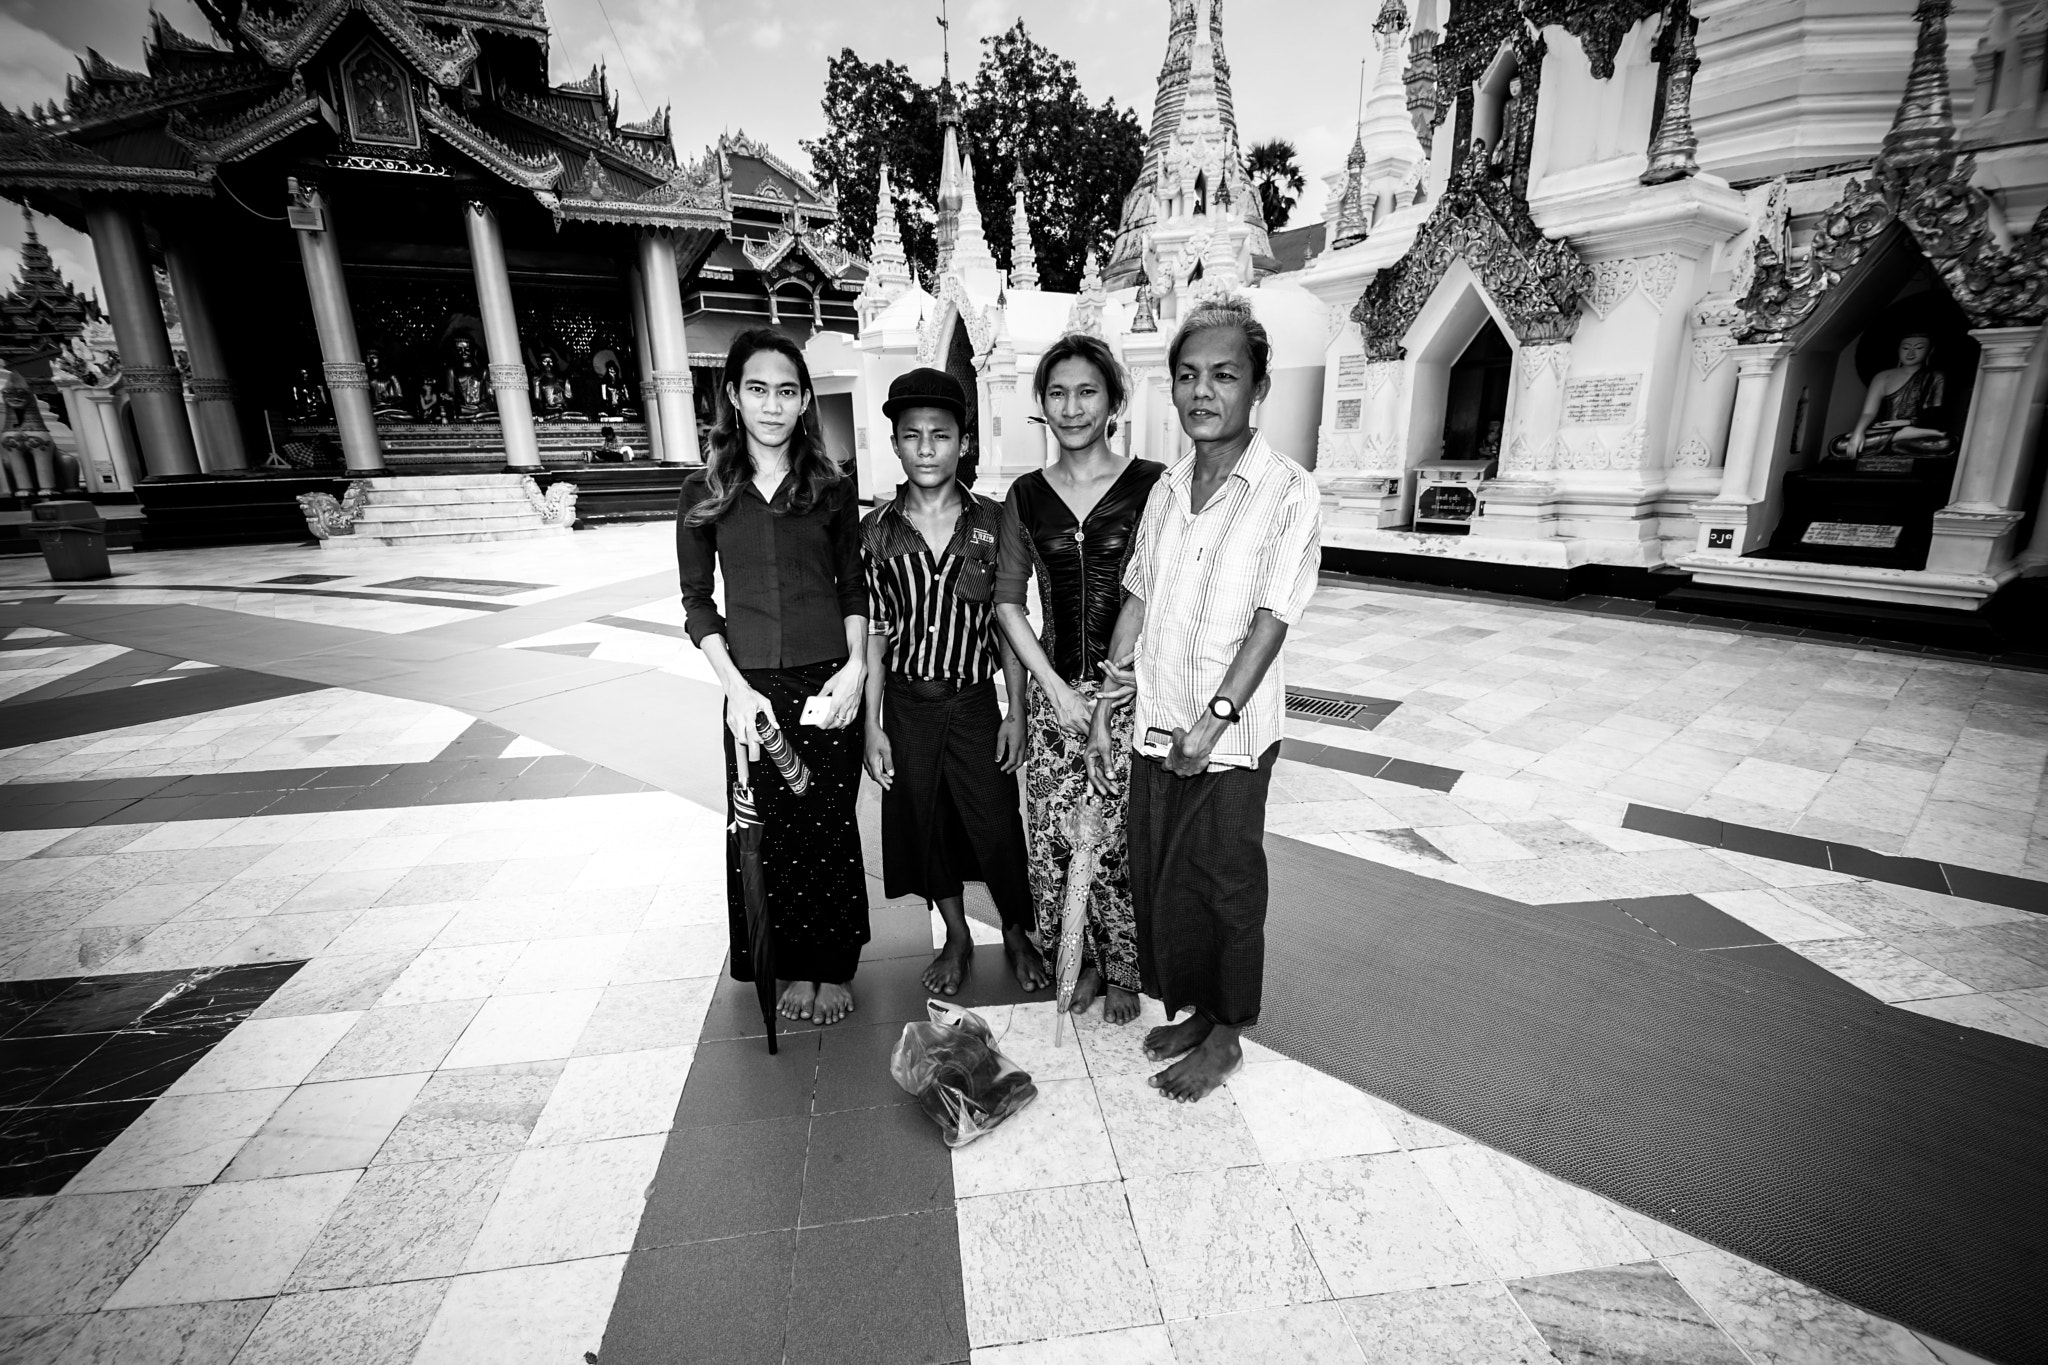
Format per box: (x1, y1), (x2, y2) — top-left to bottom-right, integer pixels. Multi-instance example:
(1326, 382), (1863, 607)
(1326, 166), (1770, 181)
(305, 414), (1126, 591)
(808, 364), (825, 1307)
(1690, 342), (1788, 555)
(1926, 325), (2041, 575)
(463, 200), (539, 471)
(83, 199), (201, 478)
(1667, 297), (1742, 488)
(637, 230), (699, 465)
(287, 180), (383, 473)
(162, 240), (248, 471)
(627, 260), (665, 462)
(1503, 342), (1571, 478)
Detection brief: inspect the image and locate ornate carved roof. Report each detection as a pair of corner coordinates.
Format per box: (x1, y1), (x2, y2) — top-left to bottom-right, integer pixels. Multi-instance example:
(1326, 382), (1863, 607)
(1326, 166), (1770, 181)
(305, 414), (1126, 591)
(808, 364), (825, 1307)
(0, 209), (102, 368)
(713, 132), (836, 212)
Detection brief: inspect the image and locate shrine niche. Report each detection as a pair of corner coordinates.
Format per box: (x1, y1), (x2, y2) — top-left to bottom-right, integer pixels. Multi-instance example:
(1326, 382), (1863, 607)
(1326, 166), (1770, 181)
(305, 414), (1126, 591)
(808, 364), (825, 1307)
(338, 41), (419, 149)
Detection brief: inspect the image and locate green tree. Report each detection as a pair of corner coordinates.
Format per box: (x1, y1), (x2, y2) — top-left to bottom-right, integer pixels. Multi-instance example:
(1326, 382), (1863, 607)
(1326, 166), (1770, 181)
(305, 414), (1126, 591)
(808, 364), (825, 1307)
(802, 21), (1143, 293)
(1247, 138), (1305, 231)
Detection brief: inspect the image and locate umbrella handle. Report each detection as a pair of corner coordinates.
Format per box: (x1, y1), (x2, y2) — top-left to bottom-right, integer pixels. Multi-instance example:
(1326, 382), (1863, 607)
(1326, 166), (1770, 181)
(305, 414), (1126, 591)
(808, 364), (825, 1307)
(734, 742), (752, 791)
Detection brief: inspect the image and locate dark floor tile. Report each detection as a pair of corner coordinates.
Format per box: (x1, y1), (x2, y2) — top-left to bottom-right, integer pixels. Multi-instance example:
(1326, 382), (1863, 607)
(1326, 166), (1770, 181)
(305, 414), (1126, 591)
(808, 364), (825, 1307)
(418, 779), (510, 806)
(813, 1023), (918, 1115)
(1942, 864), (2048, 916)
(1622, 804), (1723, 847)
(866, 903), (935, 962)
(182, 792), (280, 821)
(302, 764), (399, 789)
(1277, 739), (1330, 768)
(139, 962), (304, 1029)
(698, 974), (826, 1044)
(18, 801), (137, 830)
(1311, 746), (1392, 780)
(103, 796), (208, 825)
(1543, 901), (1656, 940)
(856, 955), (965, 1024)
(0, 978), (73, 1037)
(784, 1211), (968, 1365)
(89, 777), (182, 801)
(570, 768), (651, 797)
(1718, 822), (1832, 870)
(1505, 1263), (1747, 1365)
(674, 1035), (819, 1127)
(1623, 895), (1775, 950)
(800, 1104), (952, 1226)
(263, 573), (348, 585)
(37, 1026), (220, 1105)
(10, 971), (196, 1037)
(599, 1229), (795, 1365)
(0, 1099), (153, 1198)
(1379, 757), (1462, 792)
(258, 788), (359, 816)
(1707, 944), (1876, 1003)
(1826, 844), (1951, 894)
(499, 771), (588, 801)
(637, 1115), (808, 1247)
(0, 1032), (112, 1105)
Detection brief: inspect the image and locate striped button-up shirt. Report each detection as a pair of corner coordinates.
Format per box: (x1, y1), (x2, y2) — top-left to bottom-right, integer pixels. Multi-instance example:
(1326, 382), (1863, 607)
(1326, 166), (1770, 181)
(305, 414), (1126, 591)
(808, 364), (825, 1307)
(862, 484), (1005, 685)
(1121, 433), (1322, 766)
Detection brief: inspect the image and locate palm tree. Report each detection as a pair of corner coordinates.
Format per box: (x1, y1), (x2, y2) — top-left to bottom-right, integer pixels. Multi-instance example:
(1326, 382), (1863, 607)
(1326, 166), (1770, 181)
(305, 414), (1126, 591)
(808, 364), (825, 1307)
(1246, 138), (1305, 230)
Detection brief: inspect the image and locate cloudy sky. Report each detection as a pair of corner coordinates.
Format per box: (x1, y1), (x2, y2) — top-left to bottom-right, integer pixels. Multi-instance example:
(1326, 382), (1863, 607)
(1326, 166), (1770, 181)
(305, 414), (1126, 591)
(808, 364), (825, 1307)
(0, 0), (1384, 299)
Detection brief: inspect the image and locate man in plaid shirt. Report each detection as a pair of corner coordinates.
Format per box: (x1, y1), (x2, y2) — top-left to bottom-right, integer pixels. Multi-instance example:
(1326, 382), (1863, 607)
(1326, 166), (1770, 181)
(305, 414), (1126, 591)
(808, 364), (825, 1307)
(1086, 295), (1322, 1103)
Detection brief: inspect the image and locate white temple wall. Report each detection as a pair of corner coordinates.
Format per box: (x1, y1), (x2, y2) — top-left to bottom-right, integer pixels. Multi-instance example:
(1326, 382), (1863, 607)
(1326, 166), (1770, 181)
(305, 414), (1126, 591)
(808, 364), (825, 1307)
(1528, 23), (1662, 186)
(855, 346), (916, 501)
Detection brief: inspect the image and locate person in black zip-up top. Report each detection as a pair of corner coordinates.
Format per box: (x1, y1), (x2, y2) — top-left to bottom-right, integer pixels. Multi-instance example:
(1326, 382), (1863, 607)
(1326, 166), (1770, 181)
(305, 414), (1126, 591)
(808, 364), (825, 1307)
(994, 334), (1165, 1026)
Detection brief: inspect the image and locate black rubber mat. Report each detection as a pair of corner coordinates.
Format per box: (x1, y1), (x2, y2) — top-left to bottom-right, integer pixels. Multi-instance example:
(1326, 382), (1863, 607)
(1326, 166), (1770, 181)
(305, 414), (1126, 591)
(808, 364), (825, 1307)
(1256, 834), (2048, 1365)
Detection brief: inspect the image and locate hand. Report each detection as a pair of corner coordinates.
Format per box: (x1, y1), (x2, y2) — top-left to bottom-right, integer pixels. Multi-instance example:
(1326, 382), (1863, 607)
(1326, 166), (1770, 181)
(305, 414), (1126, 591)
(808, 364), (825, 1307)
(1845, 430), (1863, 457)
(1084, 709), (1119, 798)
(995, 714), (1028, 774)
(816, 661), (865, 729)
(1096, 652), (1136, 706)
(1051, 682), (1093, 737)
(726, 685), (778, 762)
(1164, 717), (1224, 778)
(864, 726), (894, 789)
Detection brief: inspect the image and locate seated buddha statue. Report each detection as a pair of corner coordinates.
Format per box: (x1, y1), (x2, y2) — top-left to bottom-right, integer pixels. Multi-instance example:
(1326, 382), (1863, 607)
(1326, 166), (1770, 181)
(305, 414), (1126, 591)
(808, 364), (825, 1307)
(531, 352), (574, 422)
(1827, 332), (1953, 461)
(416, 375), (449, 424)
(290, 367), (331, 424)
(366, 349), (408, 420)
(594, 359), (636, 420)
(445, 336), (492, 422)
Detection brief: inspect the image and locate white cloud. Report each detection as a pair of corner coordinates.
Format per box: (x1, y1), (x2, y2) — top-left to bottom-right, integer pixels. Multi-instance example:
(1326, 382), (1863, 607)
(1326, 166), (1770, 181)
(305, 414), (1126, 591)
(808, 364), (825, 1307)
(750, 19), (786, 49)
(0, 14), (77, 112)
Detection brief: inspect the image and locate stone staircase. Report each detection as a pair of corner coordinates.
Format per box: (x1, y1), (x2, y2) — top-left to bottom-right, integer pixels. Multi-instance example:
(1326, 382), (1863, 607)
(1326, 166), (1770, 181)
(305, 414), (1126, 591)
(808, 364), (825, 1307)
(297, 474), (577, 548)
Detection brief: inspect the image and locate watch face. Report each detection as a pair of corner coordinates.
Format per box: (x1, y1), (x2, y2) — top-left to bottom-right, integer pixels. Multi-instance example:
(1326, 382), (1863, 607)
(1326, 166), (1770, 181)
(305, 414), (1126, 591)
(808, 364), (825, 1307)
(1210, 697), (1234, 720)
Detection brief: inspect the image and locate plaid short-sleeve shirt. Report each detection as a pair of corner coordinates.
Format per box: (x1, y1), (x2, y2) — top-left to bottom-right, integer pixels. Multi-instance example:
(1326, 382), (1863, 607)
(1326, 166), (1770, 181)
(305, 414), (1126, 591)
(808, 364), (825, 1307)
(1121, 433), (1322, 765)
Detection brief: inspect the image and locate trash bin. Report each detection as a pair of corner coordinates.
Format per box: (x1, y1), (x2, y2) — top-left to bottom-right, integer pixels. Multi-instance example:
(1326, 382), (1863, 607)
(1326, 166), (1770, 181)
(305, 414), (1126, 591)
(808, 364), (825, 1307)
(30, 500), (111, 581)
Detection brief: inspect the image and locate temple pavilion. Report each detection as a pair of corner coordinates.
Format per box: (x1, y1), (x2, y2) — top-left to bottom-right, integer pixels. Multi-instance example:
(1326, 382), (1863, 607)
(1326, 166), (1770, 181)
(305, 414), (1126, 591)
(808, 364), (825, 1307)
(0, 0), (862, 544)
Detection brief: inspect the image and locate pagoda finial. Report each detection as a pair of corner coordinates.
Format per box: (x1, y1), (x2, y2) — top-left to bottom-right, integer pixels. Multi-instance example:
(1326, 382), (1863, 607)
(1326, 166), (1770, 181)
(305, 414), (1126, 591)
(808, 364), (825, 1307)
(1008, 168), (1040, 291)
(949, 147), (998, 274)
(1878, 0), (1956, 178)
(1641, 0), (1701, 185)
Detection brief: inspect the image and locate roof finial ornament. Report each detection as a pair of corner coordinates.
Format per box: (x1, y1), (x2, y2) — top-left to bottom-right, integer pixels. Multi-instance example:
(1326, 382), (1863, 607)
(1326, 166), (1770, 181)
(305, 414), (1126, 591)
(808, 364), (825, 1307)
(1008, 165), (1040, 290)
(1877, 0), (1956, 179)
(1640, 0), (1701, 185)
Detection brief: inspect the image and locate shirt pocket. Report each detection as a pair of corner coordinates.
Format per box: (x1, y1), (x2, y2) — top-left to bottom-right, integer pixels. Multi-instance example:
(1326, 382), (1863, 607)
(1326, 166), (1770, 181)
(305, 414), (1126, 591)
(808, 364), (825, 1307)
(954, 553), (995, 604)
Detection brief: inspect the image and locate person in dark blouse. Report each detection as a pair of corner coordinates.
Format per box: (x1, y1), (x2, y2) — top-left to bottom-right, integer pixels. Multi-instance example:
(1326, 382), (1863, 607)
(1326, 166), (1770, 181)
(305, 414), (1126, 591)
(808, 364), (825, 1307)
(994, 333), (1166, 1025)
(676, 329), (869, 1026)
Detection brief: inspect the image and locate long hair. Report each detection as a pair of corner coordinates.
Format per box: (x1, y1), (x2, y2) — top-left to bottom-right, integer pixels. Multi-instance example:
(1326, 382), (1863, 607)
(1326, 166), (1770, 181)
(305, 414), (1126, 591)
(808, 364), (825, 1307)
(684, 328), (842, 528)
(1032, 332), (1128, 413)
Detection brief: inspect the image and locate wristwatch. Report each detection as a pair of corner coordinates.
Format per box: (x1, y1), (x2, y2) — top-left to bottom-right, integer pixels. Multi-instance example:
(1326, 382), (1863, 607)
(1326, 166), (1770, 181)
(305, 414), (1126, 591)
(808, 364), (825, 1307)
(1208, 695), (1241, 724)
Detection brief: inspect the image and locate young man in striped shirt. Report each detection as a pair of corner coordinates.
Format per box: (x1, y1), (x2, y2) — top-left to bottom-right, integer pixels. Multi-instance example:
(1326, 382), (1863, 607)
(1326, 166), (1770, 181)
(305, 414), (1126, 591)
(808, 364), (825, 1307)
(862, 368), (1052, 998)
(1087, 296), (1323, 1103)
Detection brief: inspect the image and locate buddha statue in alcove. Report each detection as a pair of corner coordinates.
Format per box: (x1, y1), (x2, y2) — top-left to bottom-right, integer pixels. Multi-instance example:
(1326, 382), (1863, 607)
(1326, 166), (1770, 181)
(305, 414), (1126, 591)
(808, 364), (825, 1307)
(416, 375), (449, 424)
(531, 352), (573, 421)
(445, 335), (492, 422)
(1827, 332), (1953, 461)
(594, 358), (635, 419)
(290, 367), (330, 423)
(365, 349), (408, 420)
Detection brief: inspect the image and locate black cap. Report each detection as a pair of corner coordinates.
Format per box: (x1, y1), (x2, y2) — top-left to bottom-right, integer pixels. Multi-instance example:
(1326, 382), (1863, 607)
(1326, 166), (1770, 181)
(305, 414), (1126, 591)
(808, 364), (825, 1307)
(883, 367), (968, 424)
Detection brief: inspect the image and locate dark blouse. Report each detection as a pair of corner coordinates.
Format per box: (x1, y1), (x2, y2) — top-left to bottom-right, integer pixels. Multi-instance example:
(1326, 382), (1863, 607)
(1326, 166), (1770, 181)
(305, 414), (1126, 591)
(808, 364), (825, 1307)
(995, 459), (1166, 686)
(675, 470), (868, 671)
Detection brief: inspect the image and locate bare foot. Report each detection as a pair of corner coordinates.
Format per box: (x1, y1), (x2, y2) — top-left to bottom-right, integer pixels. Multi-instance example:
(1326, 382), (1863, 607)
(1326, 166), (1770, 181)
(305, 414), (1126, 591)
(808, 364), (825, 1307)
(777, 979), (816, 1022)
(812, 981), (855, 1024)
(1067, 965), (1104, 1015)
(1150, 1027), (1241, 1103)
(923, 934), (972, 996)
(1144, 1011), (1212, 1062)
(1004, 926), (1051, 992)
(1103, 984), (1141, 1026)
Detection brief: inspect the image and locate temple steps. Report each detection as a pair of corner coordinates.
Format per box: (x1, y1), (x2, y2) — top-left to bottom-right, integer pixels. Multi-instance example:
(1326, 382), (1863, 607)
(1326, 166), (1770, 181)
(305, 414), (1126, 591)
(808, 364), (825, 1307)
(321, 473), (574, 550)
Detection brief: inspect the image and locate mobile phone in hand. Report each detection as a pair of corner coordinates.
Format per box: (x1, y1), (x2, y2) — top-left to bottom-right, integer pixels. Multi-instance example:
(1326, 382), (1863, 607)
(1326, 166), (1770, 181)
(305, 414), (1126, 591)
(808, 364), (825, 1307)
(799, 693), (831, 727)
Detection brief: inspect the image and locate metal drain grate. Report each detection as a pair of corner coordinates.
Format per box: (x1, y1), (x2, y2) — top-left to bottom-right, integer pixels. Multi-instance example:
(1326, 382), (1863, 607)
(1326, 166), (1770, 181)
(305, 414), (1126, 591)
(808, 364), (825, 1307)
(1285, 691), (1366, 723)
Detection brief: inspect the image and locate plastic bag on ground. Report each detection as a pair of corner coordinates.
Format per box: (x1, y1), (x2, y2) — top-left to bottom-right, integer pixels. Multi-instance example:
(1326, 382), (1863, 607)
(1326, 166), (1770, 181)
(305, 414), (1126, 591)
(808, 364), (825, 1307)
(890, 999), (1038, 1148)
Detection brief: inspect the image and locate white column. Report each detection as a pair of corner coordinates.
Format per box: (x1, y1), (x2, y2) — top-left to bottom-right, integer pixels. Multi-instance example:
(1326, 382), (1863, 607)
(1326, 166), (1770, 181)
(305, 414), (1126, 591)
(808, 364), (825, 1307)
(1927, 325), (2042, 576)
(637, 231), (699, 465)
(627, 260), (665, 463)
(1668, 300), (1742, 489)
(463, 200), (540, 471)
(163, 240), (248, 471)
(85, 200), (202, 478)
(1503, 342), (1571, 478)
(1687, 342), (1789, 555)
(287, 182), (383, 473)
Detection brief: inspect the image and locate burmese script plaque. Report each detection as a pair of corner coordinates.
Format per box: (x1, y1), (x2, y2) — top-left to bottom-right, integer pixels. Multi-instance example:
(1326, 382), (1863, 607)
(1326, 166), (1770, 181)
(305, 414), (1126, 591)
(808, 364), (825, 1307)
(1334, 398), (1362, 431)
(1855, 455), (1913, 475)
(1335, 355), (1367, 390)
(1802, 522), (1902, 549)
(1563, 373), (1642, 426)
(1418, 484), (1478, 523)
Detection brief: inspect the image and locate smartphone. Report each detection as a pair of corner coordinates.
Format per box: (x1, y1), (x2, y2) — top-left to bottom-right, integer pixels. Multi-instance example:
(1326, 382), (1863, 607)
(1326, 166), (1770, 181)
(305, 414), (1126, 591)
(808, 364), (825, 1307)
(1139, 725), (1256, 770)
(800, 694), (830, 727)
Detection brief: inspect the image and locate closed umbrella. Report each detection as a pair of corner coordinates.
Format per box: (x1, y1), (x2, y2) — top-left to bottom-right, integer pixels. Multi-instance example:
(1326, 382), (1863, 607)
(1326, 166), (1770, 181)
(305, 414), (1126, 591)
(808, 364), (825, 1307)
(729, 746), (778, 1054)
(1053, 794), (1108, 1047)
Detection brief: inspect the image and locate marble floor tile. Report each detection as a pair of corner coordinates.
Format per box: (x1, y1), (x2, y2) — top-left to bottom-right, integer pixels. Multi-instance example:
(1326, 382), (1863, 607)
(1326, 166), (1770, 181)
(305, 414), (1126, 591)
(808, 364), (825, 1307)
(1902, 991), (2048, 1047)
(67, 1087), (293, 1193)
(49, 1300), (269, 1365)
(526, 1046), (694, 1146)
(959, 1004), (1091, 1084)
(313, 904), (458, 959)
(495, 934), (634, 995)
(222, 1073), (431, 1180)
(1338, 1282), (1552, 1365)
(0, 1193), (44, 1250)
(178, 876), (317, 921)
(1093, 1072), (1261, 1178)
(409, 1254), (626, 1365)
(1505, 1262), (1747, 1365)
(607, 924), (730, 984)
(219, 910), (359, 965)
(1123, 1167), (1328, 1320)
(374, 941), (525, 1007)
(1663, 1247), (1941, 1365)
(1608, 1205), (1713, 1257)
(461, 1133), (664, 1271)
(286, 1154), (516, 1291)
(1882, 930), (2048, 993)
(1362, 1096), (1468, 1151)
(304, 1000), (483, 1082)
(571, 976), (718, 1055)
(440, 988), (603, 1069)
(75, 882), (218, 929)
(1411, 1145), (1648, 1280)
(952, 1077), (1120, 1198)
(1272, 1152), (1492, 1297)
(1069, 994), (1173, 1078)
(0, 1313), (85, 1365)
(956, 1182), (1162, 1347)
(249, 952), (415, 1020)
(373, 1060), (563, 1164)
(1789, 939), (1974, 1004)
(0, 1187), (199, 1314)
(103, 1170), (359, 1308)
(1227, 1061), (1401, 1165)
(1700, 890), (1862, 943)
(970, 1323), (1174, 1364)
(162, 1012), (360, 1096)
(1166, 1301), (1365, 1365)
(233, 1280), (449, 1365)
(279, 868), (413, 914)
(105, 918), (263, 974)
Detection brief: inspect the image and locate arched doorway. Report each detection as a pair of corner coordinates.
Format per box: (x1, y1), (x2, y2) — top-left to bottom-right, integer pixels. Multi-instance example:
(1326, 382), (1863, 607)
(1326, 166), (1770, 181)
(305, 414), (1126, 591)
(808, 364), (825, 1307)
(943, 320), (979, 487)
(1440, 318), (1512, 465)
